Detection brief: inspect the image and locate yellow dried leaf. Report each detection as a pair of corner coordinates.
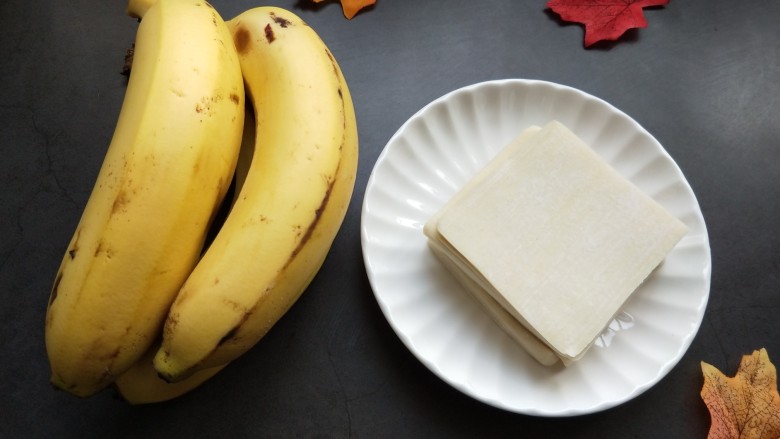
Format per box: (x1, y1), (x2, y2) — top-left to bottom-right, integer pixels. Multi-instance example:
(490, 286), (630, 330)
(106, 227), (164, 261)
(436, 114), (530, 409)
(313, 0), (376, 19)
(701, 348), (780, 439)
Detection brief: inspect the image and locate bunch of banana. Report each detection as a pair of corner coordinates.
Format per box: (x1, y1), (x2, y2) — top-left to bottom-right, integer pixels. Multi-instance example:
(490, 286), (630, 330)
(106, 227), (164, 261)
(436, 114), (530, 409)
(47, 0), (358, 403)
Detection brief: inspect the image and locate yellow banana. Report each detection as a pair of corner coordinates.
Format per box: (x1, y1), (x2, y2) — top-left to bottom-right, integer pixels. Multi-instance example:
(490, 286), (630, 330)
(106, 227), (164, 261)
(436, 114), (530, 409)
(45, 0), (244, 397)
(154, 6), (359, 382)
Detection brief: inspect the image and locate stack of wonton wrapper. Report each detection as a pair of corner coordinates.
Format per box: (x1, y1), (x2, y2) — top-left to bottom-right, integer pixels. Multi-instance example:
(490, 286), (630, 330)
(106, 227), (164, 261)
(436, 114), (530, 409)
(424, 121), (688, 366)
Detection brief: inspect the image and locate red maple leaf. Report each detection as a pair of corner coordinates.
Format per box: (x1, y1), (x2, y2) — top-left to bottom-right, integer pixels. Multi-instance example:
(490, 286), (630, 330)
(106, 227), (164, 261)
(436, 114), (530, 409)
(547, 0), (669, 47)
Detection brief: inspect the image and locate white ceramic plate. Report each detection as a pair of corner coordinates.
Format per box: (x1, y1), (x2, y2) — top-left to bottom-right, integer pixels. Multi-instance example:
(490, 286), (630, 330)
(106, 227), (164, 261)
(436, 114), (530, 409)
(360, 79), (711, 416)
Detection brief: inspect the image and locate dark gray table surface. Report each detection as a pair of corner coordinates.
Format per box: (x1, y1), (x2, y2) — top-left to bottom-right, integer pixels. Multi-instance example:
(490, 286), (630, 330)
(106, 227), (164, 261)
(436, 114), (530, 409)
(2, 0), (779, 437)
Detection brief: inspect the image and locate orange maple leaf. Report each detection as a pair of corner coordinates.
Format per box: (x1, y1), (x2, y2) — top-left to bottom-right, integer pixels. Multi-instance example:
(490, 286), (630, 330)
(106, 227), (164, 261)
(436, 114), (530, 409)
(313, 0), (376, 19)
(701, 348), (780, 439)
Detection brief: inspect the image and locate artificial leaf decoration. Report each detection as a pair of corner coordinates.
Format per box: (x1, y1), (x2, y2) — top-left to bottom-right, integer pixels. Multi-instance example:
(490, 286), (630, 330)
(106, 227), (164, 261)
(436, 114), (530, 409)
(547, 0), (669, 47)
(313, 0), (376, 19)
(701, 348), (780, 439)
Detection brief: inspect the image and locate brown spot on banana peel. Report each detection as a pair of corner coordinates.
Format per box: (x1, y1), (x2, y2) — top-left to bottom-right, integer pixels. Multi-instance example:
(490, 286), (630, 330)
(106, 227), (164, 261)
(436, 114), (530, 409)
(264, 24), (275, 43)
(121, 44), (134, 77)
(164, 313), (179, 340)
(233, 25), (250, 54)
(291, 172), (336, 260)
(67, 228), (81, 259)
(68, 243), (80, 260)
(233, 15), (292, 53)
(223, 298), (248, 313)
(270, 12), (292, 28)
(230, 93), (240, 105)
(195, 95), (222, 115)
(218, 326), (240, 346)
(325, 48), (339, 78)
(49, 271), (63, 306)
(94, 242), (115, 260)
(111, 190), (129, 214)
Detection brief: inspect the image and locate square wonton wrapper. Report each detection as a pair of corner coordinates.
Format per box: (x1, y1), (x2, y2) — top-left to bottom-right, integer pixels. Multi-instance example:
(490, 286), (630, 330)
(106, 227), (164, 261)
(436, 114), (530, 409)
(424, 121), (687, 364)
